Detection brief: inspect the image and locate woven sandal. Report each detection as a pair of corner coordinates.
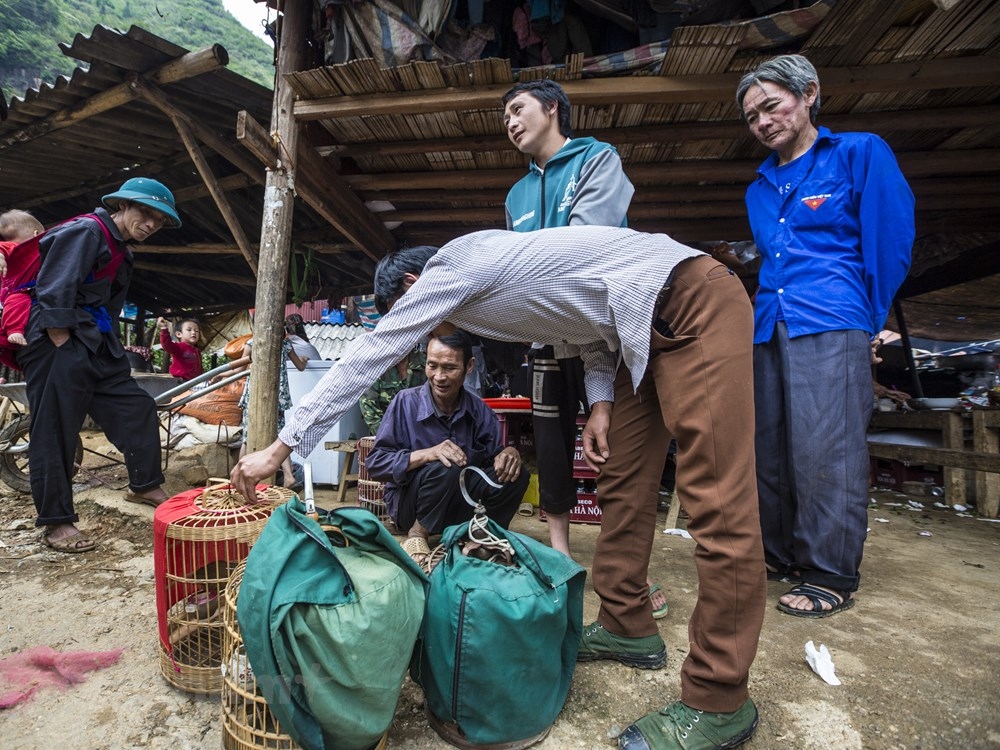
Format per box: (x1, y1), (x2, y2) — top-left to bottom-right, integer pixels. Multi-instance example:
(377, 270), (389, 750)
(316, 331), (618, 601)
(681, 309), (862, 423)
(776, 583), (855, 619)
(401, 535), (432, 566)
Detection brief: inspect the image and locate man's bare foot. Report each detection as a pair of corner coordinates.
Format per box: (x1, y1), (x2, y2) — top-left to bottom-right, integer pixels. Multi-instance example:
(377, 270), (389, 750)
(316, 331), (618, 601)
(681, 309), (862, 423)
(648, 580), (669, 619)
(8, 332), (26, 346)
(43, 523), (96, 553)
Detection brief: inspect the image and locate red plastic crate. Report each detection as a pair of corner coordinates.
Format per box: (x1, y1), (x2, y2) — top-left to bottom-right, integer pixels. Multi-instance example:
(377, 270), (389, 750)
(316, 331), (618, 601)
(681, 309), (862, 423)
(869, 457), (943, 491)
(496, 412), (534, 451)
(540, 482), (602, 525)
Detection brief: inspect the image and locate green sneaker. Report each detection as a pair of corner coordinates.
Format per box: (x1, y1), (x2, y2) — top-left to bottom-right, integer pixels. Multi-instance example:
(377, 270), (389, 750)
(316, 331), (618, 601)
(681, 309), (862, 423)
(618, 699), (759, 750)
(576, 621), (666, 669)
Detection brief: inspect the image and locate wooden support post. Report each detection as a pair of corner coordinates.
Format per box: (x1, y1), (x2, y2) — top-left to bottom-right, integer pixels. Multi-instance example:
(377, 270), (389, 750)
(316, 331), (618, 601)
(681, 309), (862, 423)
(941, 411), (966, 505)
(246, 0), (310, 466)
(973, 410), (1000, 517)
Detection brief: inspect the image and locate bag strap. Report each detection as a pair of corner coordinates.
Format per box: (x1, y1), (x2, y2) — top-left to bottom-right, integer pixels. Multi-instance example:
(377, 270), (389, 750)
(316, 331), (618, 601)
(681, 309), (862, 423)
(441, 466), (559, 585)
(77, 213), (126, 282)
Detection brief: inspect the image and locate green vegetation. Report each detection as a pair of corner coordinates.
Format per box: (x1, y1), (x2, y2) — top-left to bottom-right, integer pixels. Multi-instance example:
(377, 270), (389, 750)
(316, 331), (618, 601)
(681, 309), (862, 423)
(0, 0), (274, 96)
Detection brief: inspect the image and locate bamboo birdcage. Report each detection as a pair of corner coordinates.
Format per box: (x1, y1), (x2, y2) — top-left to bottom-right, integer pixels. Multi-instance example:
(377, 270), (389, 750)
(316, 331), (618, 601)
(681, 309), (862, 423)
(221, 559), (299, 750)
(356, 436), (390, 524)
(156, 483), (294, 694)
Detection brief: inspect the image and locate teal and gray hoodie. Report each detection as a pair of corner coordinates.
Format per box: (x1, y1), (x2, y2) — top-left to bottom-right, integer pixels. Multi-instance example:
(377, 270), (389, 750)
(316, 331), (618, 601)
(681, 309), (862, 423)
(505, 136), (633, 231)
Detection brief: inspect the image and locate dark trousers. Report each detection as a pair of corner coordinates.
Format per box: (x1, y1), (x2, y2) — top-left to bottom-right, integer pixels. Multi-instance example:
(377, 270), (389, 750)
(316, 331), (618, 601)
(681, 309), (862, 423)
(753, 323), (873, 592)
(394, 461), (528, 535)
(531, 348), (587, 514)
(22, 336), (164, 527)
(593, 256), (766, 713)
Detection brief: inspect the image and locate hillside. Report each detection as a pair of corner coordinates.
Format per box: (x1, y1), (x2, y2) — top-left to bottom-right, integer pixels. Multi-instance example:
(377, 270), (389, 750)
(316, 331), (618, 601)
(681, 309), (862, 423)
(0, 0), (274, 96)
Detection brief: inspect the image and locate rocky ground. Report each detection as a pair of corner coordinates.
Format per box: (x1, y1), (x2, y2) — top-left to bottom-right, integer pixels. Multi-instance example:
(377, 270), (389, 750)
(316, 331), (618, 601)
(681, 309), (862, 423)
(1, 430), (999, 750)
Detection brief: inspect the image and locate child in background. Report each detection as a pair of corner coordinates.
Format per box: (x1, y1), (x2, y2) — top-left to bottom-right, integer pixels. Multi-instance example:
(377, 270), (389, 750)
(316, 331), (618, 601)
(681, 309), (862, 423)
(0, 209), (46, 348)
(157, 316), (204, 381)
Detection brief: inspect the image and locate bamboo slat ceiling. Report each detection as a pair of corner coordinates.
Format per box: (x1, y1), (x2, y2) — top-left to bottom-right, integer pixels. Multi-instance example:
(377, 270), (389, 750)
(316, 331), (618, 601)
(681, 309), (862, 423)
(2, 0), (999, 340)
(281, 0), (1000, 340)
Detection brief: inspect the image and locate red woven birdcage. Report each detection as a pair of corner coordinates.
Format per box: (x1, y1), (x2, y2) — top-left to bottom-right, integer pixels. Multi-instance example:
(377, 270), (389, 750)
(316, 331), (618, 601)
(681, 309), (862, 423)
(155, 483), (293, 694)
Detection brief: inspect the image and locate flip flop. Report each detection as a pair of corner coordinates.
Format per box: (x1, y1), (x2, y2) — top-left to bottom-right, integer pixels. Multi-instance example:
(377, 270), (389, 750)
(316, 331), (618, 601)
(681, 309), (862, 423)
(44, 531), (96, 554)
(124, 491), (166, 508)
(649, 582), (669, 619)
(776, 583), (855, 619)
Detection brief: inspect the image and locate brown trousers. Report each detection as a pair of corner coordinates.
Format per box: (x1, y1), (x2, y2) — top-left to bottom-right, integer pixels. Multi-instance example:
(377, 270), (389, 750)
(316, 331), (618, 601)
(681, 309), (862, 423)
(593, 255), (766, 713)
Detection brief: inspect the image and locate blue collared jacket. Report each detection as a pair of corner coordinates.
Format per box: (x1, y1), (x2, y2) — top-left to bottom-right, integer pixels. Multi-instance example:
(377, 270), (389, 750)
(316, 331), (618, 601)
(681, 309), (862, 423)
(745, 126), (914, 344)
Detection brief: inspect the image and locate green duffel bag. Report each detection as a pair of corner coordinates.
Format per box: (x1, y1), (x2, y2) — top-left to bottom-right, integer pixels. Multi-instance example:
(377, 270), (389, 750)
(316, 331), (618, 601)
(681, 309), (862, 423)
(238, 500), (428, 750)
(411, 471), (586, 749)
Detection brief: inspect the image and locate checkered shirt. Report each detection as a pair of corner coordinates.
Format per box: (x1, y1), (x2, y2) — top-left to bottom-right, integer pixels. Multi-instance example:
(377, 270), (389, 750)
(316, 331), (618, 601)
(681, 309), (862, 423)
(281, 226), (703, 456)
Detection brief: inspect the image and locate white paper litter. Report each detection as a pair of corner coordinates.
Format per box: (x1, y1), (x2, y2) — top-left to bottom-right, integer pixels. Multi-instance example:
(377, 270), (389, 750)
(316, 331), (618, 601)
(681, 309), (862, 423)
(805, 640), (841, 686)
(663, 528), (692, 539)
(918, 530), (933, 537)
(874, 517), (890, 523)
(953, 504), (968, 512)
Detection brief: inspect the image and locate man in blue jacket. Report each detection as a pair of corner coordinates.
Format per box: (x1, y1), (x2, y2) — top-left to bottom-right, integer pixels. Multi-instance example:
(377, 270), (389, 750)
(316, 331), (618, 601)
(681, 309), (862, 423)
(738, 54), (914, 619)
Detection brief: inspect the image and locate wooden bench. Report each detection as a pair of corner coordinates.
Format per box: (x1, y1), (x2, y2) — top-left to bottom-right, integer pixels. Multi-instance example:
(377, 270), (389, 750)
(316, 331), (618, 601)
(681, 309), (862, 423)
(868, 410), (1000, 516)
(324, 439), (359, 504)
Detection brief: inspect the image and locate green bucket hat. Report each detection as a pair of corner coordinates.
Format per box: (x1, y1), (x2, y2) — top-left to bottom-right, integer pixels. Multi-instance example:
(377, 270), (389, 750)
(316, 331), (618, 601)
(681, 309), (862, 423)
(101, 177), (181, 228)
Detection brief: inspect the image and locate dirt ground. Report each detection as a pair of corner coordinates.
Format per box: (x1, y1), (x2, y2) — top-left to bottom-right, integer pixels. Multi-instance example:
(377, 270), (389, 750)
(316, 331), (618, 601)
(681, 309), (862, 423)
(1, 431), (999, 750)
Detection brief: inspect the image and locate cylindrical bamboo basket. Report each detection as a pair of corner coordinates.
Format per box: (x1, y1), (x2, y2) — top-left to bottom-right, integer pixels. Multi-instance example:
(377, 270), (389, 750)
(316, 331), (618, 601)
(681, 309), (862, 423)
(356, 436), (390, 524)
(221, 559), (299, 750)
(157, 484), (293, 694)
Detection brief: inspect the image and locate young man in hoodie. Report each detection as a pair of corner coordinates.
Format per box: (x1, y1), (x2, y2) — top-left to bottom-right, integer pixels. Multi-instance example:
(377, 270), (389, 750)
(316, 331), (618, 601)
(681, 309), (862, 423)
(500, 81), (672, 616)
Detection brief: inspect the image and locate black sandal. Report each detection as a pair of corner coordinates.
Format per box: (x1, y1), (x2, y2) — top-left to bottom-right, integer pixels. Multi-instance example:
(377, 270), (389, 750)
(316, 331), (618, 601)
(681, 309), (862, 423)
(776, 583), (855, 619)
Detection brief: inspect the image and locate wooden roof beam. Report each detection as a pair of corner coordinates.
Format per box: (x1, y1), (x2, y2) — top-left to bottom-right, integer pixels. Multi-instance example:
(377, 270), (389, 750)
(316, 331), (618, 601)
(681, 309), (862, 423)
(236, 110), (395, 262)
(135, 241), (357, 255)
(137, 81), (260, 274)
(0, 44), (229, 151)
(898, 240), (1000, 299)
(295, 57), (1000, 120)
(345, 149), (1000, 191)
(133, 260), (256, 287)
(322, 105), (1000, 159)
(375, 191), (1000, 225)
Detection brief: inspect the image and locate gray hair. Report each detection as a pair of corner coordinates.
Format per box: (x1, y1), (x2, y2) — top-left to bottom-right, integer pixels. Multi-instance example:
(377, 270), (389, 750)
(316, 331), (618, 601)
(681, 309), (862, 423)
(736, 54), (821, 122)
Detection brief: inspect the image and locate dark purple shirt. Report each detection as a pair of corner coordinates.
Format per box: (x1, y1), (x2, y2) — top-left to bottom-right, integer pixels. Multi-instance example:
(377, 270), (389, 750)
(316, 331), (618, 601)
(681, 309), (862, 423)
(365, 383), (503, 520)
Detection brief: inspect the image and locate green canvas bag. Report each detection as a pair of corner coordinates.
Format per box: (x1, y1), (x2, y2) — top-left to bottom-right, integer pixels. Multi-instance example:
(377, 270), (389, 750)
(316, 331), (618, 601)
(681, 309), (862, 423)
(411, 491), (586, 748)
(237, 501), (428, 750)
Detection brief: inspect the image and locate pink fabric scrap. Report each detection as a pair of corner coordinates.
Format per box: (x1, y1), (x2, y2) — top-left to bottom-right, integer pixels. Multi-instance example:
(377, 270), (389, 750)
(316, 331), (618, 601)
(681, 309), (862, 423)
(0, 646), (124, 709)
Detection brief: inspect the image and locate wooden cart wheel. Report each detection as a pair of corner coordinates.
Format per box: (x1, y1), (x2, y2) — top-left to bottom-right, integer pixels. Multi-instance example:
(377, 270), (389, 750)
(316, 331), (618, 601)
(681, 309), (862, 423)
(0, 414), (84, 494)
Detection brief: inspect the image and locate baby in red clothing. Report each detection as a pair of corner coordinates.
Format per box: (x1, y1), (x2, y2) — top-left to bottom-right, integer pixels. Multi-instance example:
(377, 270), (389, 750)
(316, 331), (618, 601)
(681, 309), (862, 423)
(157, 316), (204, 381)
(0, 209), (45, 348)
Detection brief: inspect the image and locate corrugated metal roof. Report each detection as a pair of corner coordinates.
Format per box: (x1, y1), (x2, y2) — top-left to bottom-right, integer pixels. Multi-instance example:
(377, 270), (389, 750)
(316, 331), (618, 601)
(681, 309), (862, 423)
(301, 322), (366, 361)
(0, 25), (378, 314)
